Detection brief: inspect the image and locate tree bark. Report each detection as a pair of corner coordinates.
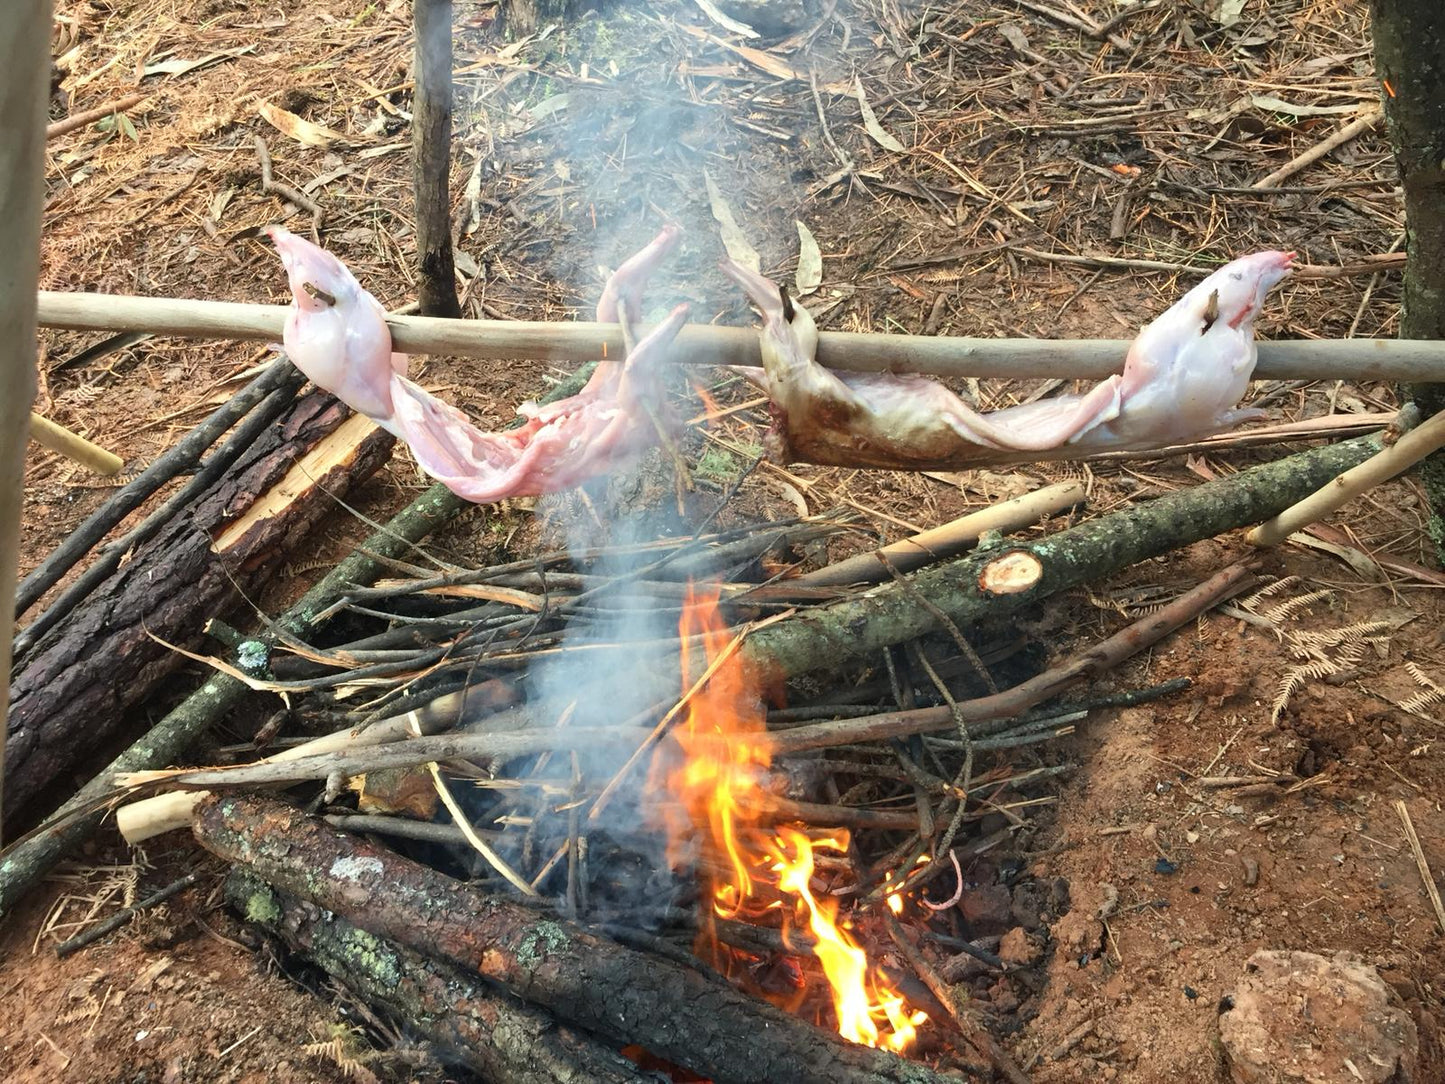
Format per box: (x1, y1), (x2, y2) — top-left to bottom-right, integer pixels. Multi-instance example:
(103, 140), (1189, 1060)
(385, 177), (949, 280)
(503, 0), (599, 37)
(226, 870), (654, 1084)
(4, 394), (392, 821)
(1372, 0), (1445, 553)
(0, 1), (50, 834)
(736, 431), (1387, 685)
(194, 794), (966, 1084)
(413, 0), (461, 318)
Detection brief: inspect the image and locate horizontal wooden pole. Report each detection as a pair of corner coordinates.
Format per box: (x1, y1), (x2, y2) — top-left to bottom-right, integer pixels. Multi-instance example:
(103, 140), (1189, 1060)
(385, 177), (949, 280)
(37, 289), (1445, 383)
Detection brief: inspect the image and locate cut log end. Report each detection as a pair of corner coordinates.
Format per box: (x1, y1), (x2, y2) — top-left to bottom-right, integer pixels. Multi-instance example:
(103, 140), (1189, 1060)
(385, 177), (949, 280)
(978, 550), (1044, 595)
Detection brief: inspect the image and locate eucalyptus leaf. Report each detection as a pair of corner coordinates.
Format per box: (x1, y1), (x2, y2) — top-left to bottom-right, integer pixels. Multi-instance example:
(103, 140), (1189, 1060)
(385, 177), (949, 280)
(795, 221), (822, 296)
(704, 171), (760, 271)
(855, 76), (905, 152)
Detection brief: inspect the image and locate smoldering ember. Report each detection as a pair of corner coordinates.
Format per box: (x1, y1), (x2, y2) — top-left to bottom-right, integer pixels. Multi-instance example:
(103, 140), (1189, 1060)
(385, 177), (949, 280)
(4, 2), (1445, 1083)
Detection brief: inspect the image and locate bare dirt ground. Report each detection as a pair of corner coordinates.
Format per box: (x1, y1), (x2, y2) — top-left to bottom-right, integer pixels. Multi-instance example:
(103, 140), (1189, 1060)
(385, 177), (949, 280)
(6, 0), (1442, 1080)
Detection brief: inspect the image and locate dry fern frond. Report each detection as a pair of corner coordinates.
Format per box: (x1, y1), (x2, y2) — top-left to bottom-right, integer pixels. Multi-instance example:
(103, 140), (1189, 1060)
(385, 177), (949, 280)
(303, 1030), (380, 1084)
(1239, 576), (1303, 613)
(1289, 620), (1393, 649)
(1400, 663), (1445, 715)
(1260, 585), (1395, 722)
(1260, 588), (1334, 625)
(55, 994), (101, 1026)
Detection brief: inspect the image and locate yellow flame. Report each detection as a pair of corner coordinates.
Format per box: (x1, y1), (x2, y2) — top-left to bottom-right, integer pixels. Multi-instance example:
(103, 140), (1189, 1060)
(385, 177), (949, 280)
(657, 584), (923, 1051)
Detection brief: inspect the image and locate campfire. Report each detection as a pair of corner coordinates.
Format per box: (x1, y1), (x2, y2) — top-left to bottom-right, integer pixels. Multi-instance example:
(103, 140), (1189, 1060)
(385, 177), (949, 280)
(657, 584), (927, 1053)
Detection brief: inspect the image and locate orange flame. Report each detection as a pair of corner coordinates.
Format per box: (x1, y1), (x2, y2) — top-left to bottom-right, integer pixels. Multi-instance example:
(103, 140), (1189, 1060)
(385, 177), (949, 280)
(656, 584), (925, 1051)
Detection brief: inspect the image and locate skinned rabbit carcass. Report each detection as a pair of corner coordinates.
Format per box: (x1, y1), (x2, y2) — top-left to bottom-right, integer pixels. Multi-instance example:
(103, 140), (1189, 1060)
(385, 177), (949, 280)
(267, 224), (685, 503)
(722, 251), (1295, 469)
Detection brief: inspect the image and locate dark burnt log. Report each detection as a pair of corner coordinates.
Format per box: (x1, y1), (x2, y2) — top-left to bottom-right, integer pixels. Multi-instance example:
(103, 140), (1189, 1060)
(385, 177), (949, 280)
(14, 359), (301, 623)
(194, 794), (969, 1084)
(226, 869), (653, 1084)
(4, 394), (393, 822)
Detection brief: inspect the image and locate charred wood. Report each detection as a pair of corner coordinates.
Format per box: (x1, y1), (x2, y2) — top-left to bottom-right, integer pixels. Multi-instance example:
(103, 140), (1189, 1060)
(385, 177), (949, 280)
(0, 481), (467, 916)
(5, 392), (392, 821)
(195, 794), (971, 1084)
(14, 358), (300, 619)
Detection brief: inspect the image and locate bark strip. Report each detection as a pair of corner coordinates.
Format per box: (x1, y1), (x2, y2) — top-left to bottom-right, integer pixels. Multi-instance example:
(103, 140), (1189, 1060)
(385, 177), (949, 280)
(5, 392), (392, 820)
(194, 794), (966, 1084)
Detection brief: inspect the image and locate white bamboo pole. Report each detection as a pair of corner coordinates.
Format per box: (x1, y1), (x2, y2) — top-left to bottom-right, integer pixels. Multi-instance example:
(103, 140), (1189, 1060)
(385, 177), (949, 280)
(1, 2), (51, 831)
(1247, 408), (1445, 547)
(35, 289), (1445, 383)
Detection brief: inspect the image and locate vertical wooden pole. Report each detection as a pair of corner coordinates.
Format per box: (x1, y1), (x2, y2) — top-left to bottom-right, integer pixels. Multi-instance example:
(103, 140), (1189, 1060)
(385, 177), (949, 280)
(0, 2), (50, 831)
(1372, 0), (1445, 556)
(413, 0), (462, 318)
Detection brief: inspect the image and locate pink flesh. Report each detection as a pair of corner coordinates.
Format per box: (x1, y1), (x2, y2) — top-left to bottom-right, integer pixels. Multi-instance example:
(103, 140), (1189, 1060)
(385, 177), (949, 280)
(268, 226), (403, 424)
(390, 305), (689, 501)
(268, 226), (687, 503)
(581, 225), (684, 400)
(723, 249), (1293, 466)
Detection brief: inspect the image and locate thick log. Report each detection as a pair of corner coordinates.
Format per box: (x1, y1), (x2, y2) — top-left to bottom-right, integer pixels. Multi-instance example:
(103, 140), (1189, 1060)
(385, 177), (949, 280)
(0, 482), (467, 915)
(735, 431), (1388, 685)
(194, 794), (966, 1084)
(226, 870), (652, 1084)
(0, 368), (596, 914)
(34, 289), (1445, 383)
(4, 394), (393, 820)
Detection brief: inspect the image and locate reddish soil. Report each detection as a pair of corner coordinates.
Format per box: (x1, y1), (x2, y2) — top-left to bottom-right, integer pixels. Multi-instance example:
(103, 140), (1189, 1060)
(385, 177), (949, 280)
(8, 1), (1442, 1082)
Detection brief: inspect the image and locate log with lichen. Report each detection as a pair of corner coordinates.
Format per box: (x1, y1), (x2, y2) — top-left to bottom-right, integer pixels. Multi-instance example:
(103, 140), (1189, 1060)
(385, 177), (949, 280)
(733, 430), (1390, 686)
(194, 793), (963, 1084)
(226, 869), (653, 1084)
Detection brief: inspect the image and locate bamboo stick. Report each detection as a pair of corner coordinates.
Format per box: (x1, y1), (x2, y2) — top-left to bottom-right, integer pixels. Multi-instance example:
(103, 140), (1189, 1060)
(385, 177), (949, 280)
(1, 1), (51, 836)
(27, 413), (124, 475)
(1246, 407), (1445, 547)
(36, 289), (1445, 383)
(794, 480), (1086, 587)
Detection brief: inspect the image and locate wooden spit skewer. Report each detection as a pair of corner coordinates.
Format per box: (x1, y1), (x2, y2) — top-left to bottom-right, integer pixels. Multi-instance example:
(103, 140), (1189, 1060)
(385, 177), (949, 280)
(37, 290), (1445, 384)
